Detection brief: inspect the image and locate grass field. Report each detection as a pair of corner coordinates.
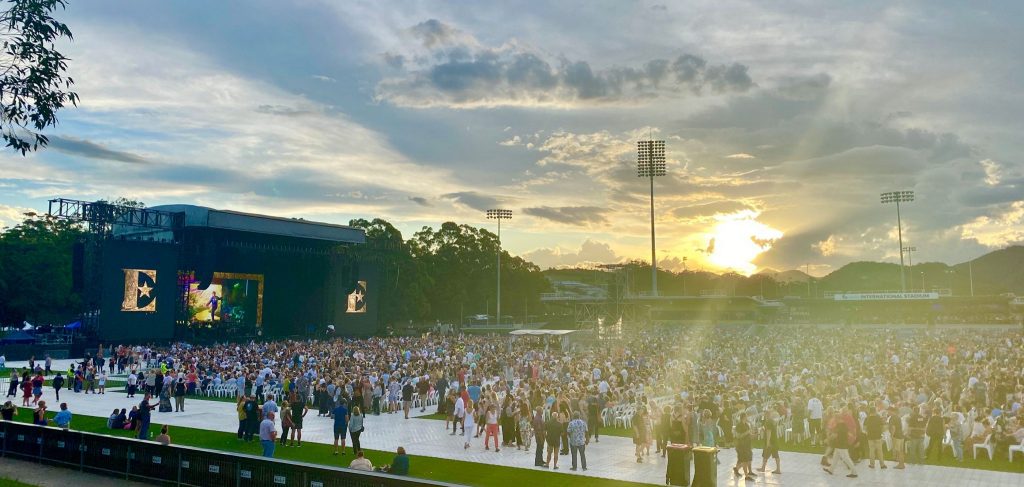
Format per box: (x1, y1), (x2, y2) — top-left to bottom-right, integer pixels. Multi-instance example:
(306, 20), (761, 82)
(0, 478), (38, 487)
(7, 407), (653, 487)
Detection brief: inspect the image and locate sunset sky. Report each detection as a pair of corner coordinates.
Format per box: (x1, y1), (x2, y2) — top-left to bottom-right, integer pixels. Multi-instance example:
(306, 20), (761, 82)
(0, 1), (1021, 276)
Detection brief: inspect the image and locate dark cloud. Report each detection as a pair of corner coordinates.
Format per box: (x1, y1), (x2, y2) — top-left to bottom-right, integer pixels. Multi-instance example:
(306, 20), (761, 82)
(47, 135), (148, 164)
(522, 206), (608, 225)
(377, 20), (755, 107)
(383, 52), (405, 69)
(673, 200), (755, 219)
(441, 191), (505, 211)
(408, 196), (432, 206)
(410, 19), (462, 48)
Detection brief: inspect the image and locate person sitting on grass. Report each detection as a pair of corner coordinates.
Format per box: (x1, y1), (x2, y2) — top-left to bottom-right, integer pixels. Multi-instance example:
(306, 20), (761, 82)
(349, 450), (373, 471)
(156, 425), (171, 446)
(377, 447), (409, 475)
(1, 401), (17, 421)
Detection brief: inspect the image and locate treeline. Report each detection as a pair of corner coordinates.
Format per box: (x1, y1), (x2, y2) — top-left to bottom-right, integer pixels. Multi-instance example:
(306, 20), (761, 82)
(0, 214), (84, 325)
(349, 219), (551, 325)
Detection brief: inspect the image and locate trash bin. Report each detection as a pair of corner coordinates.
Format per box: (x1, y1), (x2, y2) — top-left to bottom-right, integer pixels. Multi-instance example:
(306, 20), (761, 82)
(665, 443), (691, 486)
(691, 446), (718, 487)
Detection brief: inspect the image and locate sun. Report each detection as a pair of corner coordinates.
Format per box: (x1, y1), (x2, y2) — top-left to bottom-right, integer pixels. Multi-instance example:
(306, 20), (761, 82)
(705, 211), (783, 275)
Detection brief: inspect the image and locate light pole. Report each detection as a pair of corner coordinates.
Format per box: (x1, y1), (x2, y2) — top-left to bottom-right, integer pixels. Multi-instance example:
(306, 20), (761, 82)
(681, 256), (688, 296)
(637, 139), (666, 296)
(903, 246), (917, 290)
(881, 190), (914, 291)
(486, 209), (512, 326)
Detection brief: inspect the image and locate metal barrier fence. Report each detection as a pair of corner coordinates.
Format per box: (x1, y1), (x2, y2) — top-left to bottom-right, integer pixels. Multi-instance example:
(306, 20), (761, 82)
(0, 421), (462, 487)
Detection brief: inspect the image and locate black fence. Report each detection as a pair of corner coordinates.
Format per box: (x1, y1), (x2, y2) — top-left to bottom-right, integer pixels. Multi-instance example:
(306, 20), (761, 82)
(0, 421), (462, 487)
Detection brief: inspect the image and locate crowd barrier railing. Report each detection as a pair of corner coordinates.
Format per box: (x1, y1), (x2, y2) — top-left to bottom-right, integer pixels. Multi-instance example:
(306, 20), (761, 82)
(0, 421), (462, 487)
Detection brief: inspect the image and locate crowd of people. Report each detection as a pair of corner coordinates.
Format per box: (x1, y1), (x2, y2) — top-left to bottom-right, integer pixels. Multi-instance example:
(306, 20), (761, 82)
(3, 324), (1023, 481)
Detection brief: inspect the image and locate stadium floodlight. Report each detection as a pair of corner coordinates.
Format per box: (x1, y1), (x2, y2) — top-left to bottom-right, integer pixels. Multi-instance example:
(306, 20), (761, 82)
(880, 190), (914, 291)
(902, 246), (917, 289)
(638, 139), (666, 296)
(486, 209), (512, 326)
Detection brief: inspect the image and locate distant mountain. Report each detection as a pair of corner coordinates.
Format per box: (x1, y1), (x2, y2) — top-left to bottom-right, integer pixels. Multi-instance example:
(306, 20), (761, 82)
(541, 246), (1024, 297)
(757, 269), (811, 283)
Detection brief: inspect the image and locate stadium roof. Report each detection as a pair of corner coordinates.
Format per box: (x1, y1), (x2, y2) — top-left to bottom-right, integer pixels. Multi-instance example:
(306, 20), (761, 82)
(130, 204), (365, 244)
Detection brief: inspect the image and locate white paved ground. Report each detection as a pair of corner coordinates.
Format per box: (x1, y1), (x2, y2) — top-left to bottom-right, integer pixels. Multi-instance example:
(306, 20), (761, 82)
(4, 359), (1023, 487)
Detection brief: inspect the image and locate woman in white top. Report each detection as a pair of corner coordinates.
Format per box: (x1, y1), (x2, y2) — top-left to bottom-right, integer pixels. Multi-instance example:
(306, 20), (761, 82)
(463, 400), (476, 449)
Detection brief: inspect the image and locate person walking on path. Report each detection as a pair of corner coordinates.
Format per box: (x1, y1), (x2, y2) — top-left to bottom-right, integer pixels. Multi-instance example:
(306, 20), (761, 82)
(567, 412), (589, 471)
(52, 373), (65, 401)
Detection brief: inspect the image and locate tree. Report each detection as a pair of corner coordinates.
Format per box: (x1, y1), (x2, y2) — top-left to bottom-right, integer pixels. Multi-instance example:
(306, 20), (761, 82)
(0, 0), (78, 154)
(0, 211), (82, 324)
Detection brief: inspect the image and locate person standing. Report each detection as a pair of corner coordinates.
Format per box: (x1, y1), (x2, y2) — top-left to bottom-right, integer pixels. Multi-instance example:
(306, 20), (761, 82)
(545, 411), (562, 469)
(533, 406), (546, 467)
(759, 411), (782, 474)
(127, 371), (138, 398)
(864, 409), (886, 469)
(280, 400), (293, 446)
(906, 409), (926, 465)
(236, 395), (248, 440)
(925, 408), (945, 461)
(51, 373), (64, 401)
(174, 378), (186, 412)
(483, 404), (500, 452)
(451, 393), (465, 436)
(332, 400), (349, 455)
(260, 411), (278, 458)
(53, 403), (72, 430)
(402, 380), (415, 419)
(244, 395), (260, 442)
(463, 400), (476, 449)
(136, 393), (157, 440)
(888, 407), (906, 469)
(567, 412), (589, 472)
(349, 406), (365, 454)
(289, 393), (308, 446)
(807, 393), (824, 446)
(6, 370), (18, 398)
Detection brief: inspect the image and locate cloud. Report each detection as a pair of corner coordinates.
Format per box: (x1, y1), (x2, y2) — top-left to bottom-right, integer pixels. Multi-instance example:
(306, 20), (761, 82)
(522, 206), (608, 225)
(673, 201), (755, 220)
(441, 191), (507, 211)
(979, 159), (1002, 186)
(0, 204), (33, 230)
(725, 153), (755, 159)
(376, 19), (754, 108)
(254, 104), (318, 116)
(408, 196), (431, 207)
(498, 135), (522, 146)
(522, 239), (621, 269)
(959, 201), (1024, 248)
(815, 235), (837, 256)
(311, 75), (336, 83)
(46, 135), (148, 164)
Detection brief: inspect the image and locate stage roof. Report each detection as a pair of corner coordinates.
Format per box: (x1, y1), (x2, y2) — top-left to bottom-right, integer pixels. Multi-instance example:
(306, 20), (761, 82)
(136, 204), (365, 244)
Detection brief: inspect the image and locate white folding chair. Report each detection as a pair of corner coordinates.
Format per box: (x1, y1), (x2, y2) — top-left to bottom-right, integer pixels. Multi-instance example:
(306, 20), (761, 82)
(972, 434), (993, 460)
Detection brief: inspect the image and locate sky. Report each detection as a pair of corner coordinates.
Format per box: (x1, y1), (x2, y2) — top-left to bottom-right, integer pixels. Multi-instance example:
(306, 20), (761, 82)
(0, 0), (1021, 276)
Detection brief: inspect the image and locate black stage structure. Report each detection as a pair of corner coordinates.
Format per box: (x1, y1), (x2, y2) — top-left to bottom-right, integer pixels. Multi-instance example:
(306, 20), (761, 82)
(50, 198), (378, 343)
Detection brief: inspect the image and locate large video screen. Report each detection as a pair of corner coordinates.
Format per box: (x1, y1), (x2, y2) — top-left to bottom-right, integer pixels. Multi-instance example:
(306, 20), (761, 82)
(188, 272), (263, 326)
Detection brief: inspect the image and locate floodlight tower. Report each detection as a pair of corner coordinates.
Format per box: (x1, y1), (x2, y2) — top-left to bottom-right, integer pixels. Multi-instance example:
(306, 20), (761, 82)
(486, 209), (512, 326)
(638, 139), (666, 296)
(880, 190), (914, 291)
(902, 246), (917, 289)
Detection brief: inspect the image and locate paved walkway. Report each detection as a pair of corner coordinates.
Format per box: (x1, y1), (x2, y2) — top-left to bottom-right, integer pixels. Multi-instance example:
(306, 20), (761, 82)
(4, 359), (1022, 487)
(0, 456), (150, 487)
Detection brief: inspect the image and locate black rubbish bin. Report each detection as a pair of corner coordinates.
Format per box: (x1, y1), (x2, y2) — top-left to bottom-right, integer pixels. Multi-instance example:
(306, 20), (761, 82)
(665, 443), (692, 486)
(691, 446), (718, 487)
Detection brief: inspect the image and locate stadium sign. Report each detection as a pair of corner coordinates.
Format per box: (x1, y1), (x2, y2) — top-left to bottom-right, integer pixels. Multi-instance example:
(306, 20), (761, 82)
(833, 292), (939, 301)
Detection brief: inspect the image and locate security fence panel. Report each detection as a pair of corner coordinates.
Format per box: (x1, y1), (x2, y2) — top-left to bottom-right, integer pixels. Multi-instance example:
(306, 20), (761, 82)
(237, 458), (306, 487)
(81, 430), (131, 476)
(40, 427), (82, 467)
(179, 449), (235, 487)
(4, 422), (43, 460)
(127, 442), (179, 484)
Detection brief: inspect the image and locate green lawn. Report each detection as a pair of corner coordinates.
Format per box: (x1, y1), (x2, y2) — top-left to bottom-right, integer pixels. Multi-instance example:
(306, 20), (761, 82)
(8, 407), (654, 487)
(0, 478), (38, 487)
(412, 414), (1024, 475)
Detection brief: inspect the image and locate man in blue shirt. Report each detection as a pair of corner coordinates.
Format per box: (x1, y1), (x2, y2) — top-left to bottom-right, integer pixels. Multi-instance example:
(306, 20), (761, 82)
(332, 402), (349, 455)
(468, 382), (481, 403)
(53, 403), (72, 430)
